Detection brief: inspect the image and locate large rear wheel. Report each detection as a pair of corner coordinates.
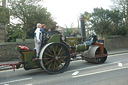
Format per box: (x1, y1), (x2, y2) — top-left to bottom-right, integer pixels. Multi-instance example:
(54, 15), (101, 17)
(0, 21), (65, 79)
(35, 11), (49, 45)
(40, 43), (70, 74)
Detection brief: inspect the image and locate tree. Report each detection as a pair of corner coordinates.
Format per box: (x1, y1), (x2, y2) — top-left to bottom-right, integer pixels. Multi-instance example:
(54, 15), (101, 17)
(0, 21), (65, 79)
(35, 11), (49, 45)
(108, 10), (126, 35)
(6, 24), (23, 42)
(26, 7), (57, 38)
(111, 0), (128, 25)
(90, 8), (127, 37)
(84, 11), (91, 37)
(0, 6), (9, 23)
(8, 0), (56, 41)
(91, 8), (111, 37)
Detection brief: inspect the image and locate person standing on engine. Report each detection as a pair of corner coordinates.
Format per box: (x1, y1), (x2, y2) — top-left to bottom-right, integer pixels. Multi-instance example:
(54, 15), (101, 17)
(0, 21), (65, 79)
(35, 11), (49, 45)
(34, 23), (42, 59)
(40, 24), (47, 34)
(40, 24), (47, 48)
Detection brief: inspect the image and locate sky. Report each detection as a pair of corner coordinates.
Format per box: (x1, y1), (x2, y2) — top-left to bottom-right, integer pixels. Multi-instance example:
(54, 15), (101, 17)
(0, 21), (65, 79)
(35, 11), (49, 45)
(42, 0), (113, 28)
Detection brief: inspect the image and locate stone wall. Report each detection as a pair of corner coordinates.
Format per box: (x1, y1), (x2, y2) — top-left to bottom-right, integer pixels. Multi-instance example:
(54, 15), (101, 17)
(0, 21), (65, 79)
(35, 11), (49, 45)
(104, 36), (128, 51)
(0, 42), (34, 62)
(0, 36), (128, 62)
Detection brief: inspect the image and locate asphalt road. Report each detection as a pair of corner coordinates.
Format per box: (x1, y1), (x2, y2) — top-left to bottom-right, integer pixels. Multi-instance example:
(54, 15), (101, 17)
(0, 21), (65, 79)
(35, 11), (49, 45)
(0, 53), (128, 85)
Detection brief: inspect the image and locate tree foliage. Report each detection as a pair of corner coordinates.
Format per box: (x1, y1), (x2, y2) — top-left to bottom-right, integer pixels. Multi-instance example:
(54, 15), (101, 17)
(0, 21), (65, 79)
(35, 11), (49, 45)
(0, 6), (9, 23)
(7, 0), (56, 41)
(111, 0), (128, 25)
(6, 24), (23, 42)
(83, 11), (91, 37)
(89, 7), (127, 37)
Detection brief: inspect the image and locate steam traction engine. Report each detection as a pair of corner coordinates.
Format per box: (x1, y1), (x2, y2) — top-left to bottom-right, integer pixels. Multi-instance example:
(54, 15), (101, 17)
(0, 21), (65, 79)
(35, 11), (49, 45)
(16, 15), (107, 74)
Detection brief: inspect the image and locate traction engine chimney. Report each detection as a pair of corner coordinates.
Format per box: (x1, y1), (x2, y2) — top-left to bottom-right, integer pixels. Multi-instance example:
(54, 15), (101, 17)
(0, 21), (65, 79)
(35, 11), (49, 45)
(80, 14), (86, 42)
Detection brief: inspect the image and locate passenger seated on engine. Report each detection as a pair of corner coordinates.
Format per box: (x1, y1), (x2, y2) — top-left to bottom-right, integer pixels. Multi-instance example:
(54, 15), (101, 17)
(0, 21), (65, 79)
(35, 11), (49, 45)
(86, 30), (98, 45)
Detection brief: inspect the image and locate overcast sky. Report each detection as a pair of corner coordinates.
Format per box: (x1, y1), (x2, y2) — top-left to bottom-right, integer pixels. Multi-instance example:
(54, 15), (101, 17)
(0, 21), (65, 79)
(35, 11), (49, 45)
(43, 0), (113, 28)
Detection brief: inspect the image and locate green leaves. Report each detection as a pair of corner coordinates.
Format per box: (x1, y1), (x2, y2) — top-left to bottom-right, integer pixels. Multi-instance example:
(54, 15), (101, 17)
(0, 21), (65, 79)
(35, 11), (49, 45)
(6, 24), (23, 42)
(90, 7), (127, 36)
(7, 0), (56, 41)
(0, 7), (9, 23)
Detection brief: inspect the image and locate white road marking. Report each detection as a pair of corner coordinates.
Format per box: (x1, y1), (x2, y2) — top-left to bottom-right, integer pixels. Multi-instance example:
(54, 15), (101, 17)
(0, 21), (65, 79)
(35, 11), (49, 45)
(72, 71), (79, 76)
(25, 84), (32, 85)
(0, 77), (32, 85)
(72, 60), (83, 62)
(71, 53), (128, 62)
(108, 53), (128, 57)
(0, 68), (24, 73)
(4, 84), (9, 85)
(73, 66), (128, 78)
(65, 61), (120, 73)
(118, 63), (123, 67)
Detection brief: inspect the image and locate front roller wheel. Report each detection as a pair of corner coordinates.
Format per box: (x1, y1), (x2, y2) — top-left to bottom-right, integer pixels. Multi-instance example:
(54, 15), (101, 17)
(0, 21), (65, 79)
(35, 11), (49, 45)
(95, 47), (107, 63)
(40, 43), (70, 74)
(85, 47), (107, 64)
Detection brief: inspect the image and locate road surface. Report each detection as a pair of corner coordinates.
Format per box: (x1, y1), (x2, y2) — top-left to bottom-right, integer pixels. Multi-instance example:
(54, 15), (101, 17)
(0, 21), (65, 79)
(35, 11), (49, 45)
(0, 53), (128, 85)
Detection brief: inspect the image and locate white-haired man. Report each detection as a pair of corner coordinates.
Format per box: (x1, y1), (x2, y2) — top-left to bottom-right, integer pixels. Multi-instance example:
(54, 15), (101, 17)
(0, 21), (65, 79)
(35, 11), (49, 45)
(33, 23), (42, 61)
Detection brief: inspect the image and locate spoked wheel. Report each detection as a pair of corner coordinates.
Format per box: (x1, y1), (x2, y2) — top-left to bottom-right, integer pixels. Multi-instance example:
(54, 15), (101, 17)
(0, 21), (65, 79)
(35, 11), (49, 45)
(84, 47), (107, 64)
(40, 43), (70, 74)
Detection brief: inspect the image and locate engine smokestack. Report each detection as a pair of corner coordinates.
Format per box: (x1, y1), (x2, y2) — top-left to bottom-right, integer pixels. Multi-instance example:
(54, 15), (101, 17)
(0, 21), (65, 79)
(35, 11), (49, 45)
(80, 14), (86, 42)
